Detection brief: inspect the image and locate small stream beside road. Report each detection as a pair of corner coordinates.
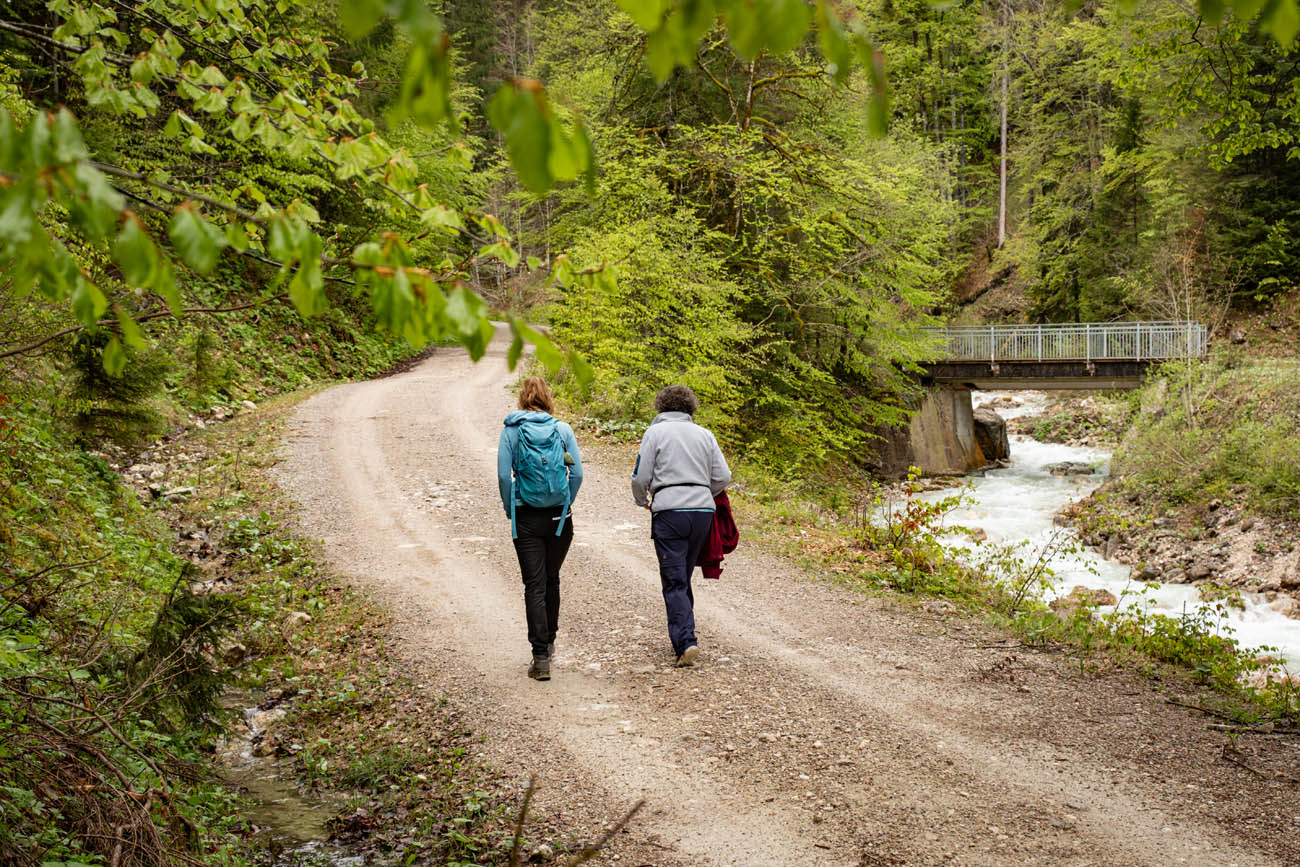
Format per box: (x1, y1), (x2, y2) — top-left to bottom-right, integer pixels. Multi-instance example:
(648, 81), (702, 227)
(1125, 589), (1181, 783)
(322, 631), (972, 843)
(922, 391), (1300, 664)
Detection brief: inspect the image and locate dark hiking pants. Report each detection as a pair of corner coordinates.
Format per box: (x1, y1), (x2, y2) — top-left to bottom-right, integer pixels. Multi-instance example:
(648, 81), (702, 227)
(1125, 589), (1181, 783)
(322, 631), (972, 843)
(512, 505), (574, 657)
(650, 509), (714, 656)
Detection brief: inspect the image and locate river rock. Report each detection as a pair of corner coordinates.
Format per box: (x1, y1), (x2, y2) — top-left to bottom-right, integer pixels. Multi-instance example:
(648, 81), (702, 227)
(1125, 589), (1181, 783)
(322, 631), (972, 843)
(973, 408), (1010, 463)
(1046, 461), (1095, 477)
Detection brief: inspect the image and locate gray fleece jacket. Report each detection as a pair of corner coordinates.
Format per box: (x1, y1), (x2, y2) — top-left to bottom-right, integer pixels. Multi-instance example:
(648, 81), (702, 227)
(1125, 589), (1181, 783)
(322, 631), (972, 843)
(631, 412), (731, 512)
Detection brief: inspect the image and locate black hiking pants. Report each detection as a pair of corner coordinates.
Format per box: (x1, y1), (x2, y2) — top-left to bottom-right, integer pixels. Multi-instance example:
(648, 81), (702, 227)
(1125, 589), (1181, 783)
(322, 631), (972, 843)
(511, 505), (574, 657)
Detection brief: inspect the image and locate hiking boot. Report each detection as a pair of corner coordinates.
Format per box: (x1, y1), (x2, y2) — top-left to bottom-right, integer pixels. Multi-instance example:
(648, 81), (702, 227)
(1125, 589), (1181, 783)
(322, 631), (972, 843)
(546, 641), (555, 659)
(527, 655), (551, 681)
(676, 645), (700, 667)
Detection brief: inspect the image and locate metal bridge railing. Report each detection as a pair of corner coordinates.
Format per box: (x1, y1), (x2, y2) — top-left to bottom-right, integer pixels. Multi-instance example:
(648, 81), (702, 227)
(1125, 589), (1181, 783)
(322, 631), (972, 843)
(928, 321), (1208, 363)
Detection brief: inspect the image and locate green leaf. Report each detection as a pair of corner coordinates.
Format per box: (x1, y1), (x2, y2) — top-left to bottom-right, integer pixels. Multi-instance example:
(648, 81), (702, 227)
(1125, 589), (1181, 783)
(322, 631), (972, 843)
(169, 206), (227, 274)
(114, 214), (158, 286)
(288, 231), (325, 316)
(488, 82), (552, 194)
(115, 308), (146, 349)
(513, 320), (564, 372)
(815, 0), (853, 85)
(267, 216), (308, 263)
(0, 109), (16, 169)
(103, 336), (127, 376)
(1199, 0), (1226, 23)
(225, 221), (250, 251)
(445, 285), (488, 339)
(725, 0), (813, 60)
(1262, 0), (1300, 46)
(68, 163), (125, 240)
(547, 117), (581, 181)
(567, 349), (595, 385)
(52, 109), (90, 163)
(857, 42), (889, 137)
(506, 333), (524, 370)
(615, 0), (668, 29)
(152, 257), (181, 314)
(419, 204), (465, 233)
(71, 279), (108, 327)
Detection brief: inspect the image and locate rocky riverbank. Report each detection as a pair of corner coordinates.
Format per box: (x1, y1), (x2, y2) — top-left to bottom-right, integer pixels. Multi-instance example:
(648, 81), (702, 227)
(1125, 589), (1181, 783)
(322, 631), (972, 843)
(1060, 480), (1300, 621)
(988, 392), (1130, 448)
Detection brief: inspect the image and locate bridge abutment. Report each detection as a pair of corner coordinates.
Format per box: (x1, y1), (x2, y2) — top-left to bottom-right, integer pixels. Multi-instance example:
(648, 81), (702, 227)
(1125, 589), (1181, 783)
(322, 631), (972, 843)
(905, 387), (991, 476)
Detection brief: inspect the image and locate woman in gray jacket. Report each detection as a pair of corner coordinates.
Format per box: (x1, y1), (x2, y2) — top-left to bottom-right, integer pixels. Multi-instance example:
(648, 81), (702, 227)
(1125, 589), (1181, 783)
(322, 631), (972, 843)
(631, 385), (731, 666)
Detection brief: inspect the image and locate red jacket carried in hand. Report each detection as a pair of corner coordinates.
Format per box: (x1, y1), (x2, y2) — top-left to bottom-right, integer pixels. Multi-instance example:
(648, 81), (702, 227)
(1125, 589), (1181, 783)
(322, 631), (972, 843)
(696, 491), (739, 579)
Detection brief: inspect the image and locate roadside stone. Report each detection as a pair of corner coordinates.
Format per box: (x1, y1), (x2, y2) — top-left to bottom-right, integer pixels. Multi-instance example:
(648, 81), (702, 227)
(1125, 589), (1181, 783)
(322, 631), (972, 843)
(241, 400), (257, 411)
(221, 642), (248, 666)
(1052, 586), (1117, 614)
(282, 611), (313, 636)
(1188, 561), (1212, 580)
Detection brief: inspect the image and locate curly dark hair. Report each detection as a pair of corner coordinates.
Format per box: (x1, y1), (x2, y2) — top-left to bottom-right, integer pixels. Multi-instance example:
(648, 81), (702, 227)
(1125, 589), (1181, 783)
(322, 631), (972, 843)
(654, 384), (699, 415)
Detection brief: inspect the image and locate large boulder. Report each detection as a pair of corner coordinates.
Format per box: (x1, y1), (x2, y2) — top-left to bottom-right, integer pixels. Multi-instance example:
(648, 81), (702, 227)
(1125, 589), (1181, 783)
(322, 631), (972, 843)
(973, 407), (1010, 462)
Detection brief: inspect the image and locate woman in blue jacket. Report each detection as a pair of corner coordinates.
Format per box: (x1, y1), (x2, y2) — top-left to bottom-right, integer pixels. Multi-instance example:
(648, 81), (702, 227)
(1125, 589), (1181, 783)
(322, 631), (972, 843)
(497, 376), (582, 681)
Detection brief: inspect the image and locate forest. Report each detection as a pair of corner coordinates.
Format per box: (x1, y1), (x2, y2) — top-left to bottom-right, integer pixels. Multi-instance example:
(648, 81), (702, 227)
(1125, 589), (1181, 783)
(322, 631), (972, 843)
(2, 0), (1298, 863)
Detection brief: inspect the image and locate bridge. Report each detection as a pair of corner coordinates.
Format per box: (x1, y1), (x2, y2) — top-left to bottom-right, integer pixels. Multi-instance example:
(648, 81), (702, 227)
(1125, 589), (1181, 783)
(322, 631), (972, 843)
(923, 320), (1208, 389)
(897, 320), (1208, 477)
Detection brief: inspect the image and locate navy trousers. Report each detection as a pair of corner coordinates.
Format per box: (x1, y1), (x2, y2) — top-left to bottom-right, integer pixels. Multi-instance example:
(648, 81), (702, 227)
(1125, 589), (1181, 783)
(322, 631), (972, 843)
(650, 509), (714, 656)
(512, 505), (574, 657)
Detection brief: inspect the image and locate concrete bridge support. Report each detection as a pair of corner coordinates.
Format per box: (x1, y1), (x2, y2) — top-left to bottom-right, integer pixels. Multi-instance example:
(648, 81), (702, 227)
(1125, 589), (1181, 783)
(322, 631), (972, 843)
(907, 387), (991, 476)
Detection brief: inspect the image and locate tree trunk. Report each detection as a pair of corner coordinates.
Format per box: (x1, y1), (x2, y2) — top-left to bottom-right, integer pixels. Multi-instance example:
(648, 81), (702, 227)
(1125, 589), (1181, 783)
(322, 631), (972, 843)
(998, 48), (1008, 248)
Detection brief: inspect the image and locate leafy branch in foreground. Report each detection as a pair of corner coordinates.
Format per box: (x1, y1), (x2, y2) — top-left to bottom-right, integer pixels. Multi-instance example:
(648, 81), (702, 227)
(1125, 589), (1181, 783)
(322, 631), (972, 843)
(2, 0), (1291, 377)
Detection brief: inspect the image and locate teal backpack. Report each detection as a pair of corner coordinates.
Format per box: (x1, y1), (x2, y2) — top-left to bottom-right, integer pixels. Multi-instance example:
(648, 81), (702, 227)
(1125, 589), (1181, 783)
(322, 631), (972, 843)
(511, 417), (570, 538)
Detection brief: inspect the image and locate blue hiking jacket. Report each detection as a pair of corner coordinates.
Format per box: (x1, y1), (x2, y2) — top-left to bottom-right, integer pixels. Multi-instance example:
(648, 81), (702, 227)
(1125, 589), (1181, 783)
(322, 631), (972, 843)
(497, 410), (583, 517)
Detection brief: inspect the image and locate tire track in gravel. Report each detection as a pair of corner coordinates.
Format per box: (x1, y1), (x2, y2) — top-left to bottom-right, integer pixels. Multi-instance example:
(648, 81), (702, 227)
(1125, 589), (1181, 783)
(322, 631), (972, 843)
(276, 333), (1297, 866)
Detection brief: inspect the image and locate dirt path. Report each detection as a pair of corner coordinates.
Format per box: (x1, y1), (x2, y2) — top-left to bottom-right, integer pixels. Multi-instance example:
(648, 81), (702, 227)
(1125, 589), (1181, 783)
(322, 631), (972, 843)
(276, 335), (1299, 866)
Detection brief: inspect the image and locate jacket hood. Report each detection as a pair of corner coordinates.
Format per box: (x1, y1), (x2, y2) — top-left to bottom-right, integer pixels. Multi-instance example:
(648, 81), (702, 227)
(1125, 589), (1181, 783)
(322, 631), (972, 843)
(504, 410), (554, 426)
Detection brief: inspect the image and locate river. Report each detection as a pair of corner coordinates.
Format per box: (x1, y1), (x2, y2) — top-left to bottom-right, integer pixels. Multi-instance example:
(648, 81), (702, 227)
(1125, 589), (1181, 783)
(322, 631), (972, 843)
(921, 391), (1300, 664)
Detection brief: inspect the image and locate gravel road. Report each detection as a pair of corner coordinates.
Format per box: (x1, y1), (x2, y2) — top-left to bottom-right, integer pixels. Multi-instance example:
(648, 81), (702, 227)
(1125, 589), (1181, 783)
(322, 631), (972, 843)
(275, 334), (1299, 866)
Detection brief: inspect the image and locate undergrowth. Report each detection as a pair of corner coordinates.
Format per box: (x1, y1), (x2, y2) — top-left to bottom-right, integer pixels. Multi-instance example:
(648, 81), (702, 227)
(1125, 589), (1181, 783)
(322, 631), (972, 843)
(1117, 355), (1300, 519)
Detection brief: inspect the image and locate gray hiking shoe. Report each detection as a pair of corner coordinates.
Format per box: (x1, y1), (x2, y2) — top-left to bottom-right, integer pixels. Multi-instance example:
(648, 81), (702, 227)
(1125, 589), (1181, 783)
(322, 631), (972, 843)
(528, 655), (551, 681)
(676, 645), (700, 667)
